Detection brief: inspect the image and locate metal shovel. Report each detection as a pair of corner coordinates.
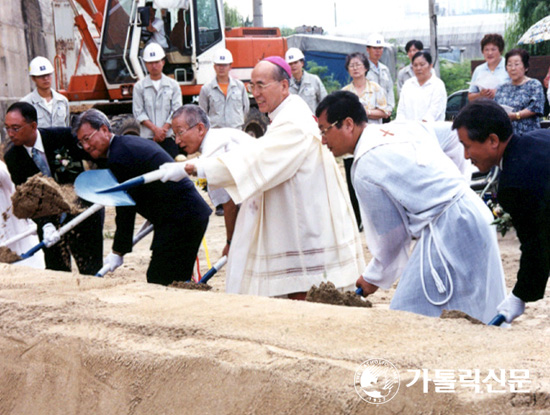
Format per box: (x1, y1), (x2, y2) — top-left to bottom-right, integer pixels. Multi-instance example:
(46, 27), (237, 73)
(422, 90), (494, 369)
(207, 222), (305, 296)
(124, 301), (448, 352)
(74, 170), (137, 206)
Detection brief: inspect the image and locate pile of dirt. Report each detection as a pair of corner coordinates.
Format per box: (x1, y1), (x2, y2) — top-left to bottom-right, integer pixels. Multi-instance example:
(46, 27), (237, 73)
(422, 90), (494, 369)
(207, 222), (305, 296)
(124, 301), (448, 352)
(170, 280), (212, 291)
(440, 309), (484, 325)
(0, 246), (21, 264)
(306, 282), (372, 308)
(11, 174), (83, 219)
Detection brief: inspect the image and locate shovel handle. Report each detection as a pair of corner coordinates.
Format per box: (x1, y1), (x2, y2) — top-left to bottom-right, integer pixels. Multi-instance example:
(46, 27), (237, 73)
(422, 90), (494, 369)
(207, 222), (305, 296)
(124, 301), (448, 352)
(20, 241), (46, 259)
(356, 287), (363, 296)
(0, 227), (37, 249)
(199, 256), (227, 284)
(488, 314), (506, 326)
(18, 204), (103, 260)
(98, 169), (165, 193)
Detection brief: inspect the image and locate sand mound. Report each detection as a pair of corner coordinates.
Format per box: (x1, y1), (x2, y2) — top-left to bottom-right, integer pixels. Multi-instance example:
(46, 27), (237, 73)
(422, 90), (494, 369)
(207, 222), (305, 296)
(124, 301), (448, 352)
(11, 174), (83, 219)
(306, 281), (372, 308)
(0, 264), (549, 415)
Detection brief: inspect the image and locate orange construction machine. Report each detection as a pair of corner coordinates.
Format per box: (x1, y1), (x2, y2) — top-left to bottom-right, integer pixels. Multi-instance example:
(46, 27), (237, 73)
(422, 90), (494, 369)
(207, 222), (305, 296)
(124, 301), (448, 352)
(52, 0), (287, 135)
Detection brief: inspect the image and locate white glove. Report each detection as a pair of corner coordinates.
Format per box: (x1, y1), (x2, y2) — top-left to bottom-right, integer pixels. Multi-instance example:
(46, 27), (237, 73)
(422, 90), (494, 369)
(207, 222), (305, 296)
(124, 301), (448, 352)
(42, 223), (61, 247)
(497, 292), (526, 323)
(103, 252), (124, 273)
(159, 162), (189, 182)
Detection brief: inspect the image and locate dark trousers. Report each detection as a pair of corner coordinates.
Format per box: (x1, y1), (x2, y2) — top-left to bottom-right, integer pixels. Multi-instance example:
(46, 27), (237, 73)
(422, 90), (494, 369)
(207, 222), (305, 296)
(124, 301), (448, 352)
(147, 218), (209, 285)
(36, 208), (104, 275)
(343, 157), (362, 230)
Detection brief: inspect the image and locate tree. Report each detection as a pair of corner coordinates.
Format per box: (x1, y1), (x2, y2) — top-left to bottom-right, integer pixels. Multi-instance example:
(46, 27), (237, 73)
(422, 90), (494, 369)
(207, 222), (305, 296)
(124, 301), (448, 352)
(306, 61), (341, 93)
(439, 59), (472, 95)
(494, 0), (550, 55)
(223, 2), (248, 28)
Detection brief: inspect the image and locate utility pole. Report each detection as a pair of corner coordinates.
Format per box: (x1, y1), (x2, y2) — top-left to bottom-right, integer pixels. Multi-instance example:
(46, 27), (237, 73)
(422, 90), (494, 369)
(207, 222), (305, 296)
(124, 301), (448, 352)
(429, 0), (440, 76)
(253, 0), (263, 27)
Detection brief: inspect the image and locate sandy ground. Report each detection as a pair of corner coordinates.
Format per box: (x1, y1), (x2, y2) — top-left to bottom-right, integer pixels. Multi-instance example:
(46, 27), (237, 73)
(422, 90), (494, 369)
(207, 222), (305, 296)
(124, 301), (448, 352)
(1, 184), (550, 414)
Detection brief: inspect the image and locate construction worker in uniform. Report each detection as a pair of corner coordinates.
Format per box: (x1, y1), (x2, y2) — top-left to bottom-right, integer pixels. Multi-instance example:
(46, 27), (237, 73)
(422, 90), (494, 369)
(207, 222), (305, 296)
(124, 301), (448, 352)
(133, 42), (182, 158)
(198, 48), (249, 130)
(21, 56), (70, 128)
(285, 47), (327, 113)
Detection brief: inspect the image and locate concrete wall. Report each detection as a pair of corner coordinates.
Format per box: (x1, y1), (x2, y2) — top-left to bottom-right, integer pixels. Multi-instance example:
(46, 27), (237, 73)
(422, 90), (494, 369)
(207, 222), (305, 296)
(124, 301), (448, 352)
(0, 0), (55, 143)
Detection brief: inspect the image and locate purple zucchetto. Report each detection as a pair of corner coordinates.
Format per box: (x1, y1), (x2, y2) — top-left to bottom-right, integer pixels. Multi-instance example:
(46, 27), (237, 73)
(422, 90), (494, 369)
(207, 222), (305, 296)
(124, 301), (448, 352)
(262, 56), (292, 78)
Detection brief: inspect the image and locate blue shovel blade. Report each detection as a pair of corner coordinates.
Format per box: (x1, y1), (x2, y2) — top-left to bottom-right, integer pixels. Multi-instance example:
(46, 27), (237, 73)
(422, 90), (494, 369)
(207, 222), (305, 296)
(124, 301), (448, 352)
(75, 170), (136, 206)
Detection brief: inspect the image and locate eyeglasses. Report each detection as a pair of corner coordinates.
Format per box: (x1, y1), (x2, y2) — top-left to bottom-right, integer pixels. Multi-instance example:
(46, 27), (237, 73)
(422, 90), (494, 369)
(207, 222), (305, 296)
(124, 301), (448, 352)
(506, 63), (524, 69)
(319, 120), (340, 136)
(348, 63), (364, 69)
(3, 123), (28, 134)
(246, 81), (280, 93)
(175, 124), (197, 137)
(77, 129), (98, 149)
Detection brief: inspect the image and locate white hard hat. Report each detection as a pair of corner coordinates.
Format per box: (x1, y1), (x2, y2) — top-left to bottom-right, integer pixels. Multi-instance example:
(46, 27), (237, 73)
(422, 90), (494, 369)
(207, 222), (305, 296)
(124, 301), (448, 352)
(366, 33), (389, 48)
(213, 48), (233, 64)
(285, 48), (304, 64)
(29, 56), (54, 76)
(143, 42), (166, 62)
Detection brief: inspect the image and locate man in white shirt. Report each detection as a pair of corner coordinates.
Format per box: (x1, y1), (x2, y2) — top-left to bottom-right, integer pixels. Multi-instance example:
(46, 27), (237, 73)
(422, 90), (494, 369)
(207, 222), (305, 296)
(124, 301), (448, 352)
(21, 56), (70, 128)
(160, 57), (364, 299)
(316, 91), (506, 324)
(171, 104), (253, 256)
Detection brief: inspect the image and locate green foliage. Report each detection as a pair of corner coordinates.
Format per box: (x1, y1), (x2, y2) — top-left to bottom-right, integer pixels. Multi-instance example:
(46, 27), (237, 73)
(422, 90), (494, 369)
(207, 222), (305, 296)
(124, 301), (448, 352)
(306, 61), (341, 93)
(492, 0), (550, 55)
(223, 1), (247, 28)
(280, 27), (296, 37)
(440, 59), (472, 95)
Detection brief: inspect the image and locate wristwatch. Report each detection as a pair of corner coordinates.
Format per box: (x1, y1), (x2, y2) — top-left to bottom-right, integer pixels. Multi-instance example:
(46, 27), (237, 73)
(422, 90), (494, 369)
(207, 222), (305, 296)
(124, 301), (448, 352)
(516, 112), (521, 120)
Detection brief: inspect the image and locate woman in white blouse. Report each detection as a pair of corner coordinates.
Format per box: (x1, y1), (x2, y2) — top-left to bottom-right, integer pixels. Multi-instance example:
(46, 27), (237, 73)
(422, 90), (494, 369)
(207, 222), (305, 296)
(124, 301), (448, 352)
(396, 51), (447, 122)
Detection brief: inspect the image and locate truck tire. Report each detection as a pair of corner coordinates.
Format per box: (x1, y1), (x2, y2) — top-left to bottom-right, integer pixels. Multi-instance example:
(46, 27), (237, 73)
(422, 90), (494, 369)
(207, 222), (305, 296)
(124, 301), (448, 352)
(110, 114), (140, 136)
(244, 107), (269, 138)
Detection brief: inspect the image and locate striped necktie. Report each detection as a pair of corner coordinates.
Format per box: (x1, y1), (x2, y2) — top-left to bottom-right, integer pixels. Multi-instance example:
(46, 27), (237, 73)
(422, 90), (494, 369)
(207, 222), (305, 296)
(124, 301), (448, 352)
(31, 147), (52, 177)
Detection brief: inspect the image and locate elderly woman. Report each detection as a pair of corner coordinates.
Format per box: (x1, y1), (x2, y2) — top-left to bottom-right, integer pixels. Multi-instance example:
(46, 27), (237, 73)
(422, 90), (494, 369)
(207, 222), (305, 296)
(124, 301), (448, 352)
(342, 52), (390, 124)
(396, 51), (447, 122)
(495, 48), (545, 135)
(468, 33), (510, 101)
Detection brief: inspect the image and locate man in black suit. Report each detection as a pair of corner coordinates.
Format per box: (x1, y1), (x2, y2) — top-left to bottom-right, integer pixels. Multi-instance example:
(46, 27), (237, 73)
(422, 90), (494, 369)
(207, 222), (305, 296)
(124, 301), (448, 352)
(3, 102), (103, 274)
(73, 109), (212, 285)
(453, 99), (550, 324)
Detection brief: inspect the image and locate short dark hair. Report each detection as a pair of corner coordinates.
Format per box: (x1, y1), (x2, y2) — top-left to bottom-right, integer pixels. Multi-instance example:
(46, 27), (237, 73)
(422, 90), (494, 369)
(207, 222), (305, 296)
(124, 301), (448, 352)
(345, 52), (369, 72)
(452, 99), (513, 143)
(7, 102), (37, 123)
(173, 104), (210, 129)
(505, 48), (530, 71)
(405, 40), (423, 52)
(315, 90), (368, 126)
(73, 108), (112, 135)
(480, 33), (505, 53)
(412, 50), (432, 65)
